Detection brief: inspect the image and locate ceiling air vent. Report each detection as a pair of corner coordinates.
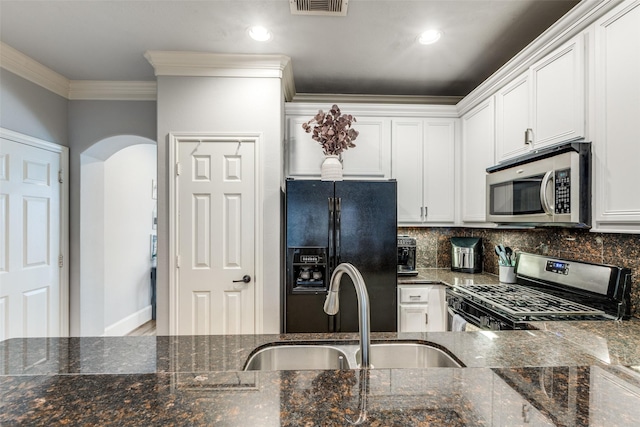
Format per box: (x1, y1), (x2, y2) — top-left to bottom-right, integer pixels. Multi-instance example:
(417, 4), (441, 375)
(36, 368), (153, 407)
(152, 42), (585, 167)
(290, 0), (349, 16)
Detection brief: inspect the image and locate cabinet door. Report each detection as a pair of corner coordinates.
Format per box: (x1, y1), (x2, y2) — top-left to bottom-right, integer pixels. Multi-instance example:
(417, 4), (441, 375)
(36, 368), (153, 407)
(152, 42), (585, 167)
(426, 286), (446, 331)
(593, 0), (640, 230)
(392, 119), (424, 223)
(287, 116), (391, 179)
(399, 304), (429, 332)
(423, 119), (456, 223)
(495, 72), (531, 162)
(461, 98), (495, 223)
(531, 34), (585, 147)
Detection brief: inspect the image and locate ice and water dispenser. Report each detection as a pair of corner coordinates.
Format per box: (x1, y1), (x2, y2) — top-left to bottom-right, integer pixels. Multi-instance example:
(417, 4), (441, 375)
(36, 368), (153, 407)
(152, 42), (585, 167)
(287, 247), (328, 292)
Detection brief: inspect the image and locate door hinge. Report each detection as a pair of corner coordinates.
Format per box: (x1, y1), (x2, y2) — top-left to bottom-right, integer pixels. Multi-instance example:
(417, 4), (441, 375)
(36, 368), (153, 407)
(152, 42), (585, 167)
(176, 162), (181, 176)
(58, 254), (63, 268)
(58, 170), (63, 184)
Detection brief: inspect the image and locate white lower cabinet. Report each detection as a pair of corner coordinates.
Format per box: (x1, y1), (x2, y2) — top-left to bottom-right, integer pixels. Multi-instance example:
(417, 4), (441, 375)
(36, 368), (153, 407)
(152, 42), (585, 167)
(397, 285), (446, 332)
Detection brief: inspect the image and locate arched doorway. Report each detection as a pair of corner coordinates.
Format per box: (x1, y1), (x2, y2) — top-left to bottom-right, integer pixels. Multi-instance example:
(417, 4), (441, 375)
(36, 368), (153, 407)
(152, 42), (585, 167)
(80, 135), (156, 336)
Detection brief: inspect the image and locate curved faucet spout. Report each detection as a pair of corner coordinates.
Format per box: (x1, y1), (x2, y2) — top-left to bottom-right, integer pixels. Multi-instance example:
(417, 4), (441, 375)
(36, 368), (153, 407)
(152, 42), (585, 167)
(324, 263), (371, 368)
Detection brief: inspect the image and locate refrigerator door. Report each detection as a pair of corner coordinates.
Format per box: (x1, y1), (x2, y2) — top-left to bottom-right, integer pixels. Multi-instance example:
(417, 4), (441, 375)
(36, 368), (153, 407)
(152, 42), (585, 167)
(284, 180), (335, 333)
(335, 180), (398, 332)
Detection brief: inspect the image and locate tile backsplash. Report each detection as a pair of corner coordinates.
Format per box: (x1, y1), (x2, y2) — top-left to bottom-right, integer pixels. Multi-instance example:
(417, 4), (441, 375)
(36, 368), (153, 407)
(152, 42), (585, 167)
(398, 227), (640, 318)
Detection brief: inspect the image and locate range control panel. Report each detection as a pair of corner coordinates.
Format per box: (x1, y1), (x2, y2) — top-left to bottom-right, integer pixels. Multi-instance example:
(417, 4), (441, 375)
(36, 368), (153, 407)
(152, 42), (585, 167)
(546, 260), (570, 275)
(555, 168), (571, 214)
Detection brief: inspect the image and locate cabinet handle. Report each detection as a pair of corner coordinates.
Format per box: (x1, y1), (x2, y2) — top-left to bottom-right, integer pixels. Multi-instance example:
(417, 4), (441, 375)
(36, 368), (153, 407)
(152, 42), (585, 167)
(409, 295), (421, 301)
(525, 128), (533, 145)
(425, 313), (429, 324)
(420, 206), (423, 219)
(424, 206), (428, 219)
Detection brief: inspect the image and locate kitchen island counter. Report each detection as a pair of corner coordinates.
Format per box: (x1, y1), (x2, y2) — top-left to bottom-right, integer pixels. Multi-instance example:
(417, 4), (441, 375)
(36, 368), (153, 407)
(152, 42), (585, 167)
(2, 319), (640, 426)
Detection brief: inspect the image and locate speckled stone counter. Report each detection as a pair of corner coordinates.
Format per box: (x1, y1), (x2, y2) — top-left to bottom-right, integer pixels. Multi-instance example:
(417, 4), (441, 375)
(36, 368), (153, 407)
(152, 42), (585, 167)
(397, 268), (501, 286)
(3, 322), (640, 426)
(3, 266), (640, 425)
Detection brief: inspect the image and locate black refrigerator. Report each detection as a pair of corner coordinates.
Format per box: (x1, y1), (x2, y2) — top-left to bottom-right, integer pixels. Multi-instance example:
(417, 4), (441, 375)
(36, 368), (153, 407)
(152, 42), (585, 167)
(283, 178), (397, 333)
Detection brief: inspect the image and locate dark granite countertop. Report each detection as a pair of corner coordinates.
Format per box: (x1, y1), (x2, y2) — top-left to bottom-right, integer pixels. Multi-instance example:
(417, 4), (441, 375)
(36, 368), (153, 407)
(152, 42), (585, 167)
(2, 269), (640, 425)
(397, 268), (501, 286)
(3, 323), (640, 426)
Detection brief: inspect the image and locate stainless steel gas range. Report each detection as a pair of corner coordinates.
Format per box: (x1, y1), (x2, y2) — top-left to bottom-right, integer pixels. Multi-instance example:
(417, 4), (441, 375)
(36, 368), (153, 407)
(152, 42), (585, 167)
(447, 252), (632, 330)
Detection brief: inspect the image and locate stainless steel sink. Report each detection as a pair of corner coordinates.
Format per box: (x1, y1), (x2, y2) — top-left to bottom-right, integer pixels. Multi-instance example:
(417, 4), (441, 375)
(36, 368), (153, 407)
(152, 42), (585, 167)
(244, 342), (462, 371)
(243, 345), (349, 371)
(355, 343), (461, 368)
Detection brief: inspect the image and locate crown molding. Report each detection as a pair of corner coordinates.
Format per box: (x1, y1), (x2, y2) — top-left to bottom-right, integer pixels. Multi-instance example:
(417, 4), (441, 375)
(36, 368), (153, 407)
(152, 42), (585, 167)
(456, 0), (625, 115)
(1, 42), (157, 100)
(144, 51), (295, 101)
(1, 41), (70, 98)
(68, 80), (157, 101)
(291, 93), (462, 106)
(285, 101), (459, 118)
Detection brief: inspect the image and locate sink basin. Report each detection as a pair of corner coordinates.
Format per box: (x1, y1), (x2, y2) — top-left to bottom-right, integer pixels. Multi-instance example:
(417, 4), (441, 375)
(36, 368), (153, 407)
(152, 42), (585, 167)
(355, 343), (461, 368)
(244, 342), (462, 371)
(243, 345), (349, 371)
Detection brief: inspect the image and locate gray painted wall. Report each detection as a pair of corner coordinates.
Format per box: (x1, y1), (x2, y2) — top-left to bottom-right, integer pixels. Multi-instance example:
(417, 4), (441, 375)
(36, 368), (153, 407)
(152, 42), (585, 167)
(156, 75), (284, 335)
(0, 69), (68, 145)
(68, 100), (156, 335)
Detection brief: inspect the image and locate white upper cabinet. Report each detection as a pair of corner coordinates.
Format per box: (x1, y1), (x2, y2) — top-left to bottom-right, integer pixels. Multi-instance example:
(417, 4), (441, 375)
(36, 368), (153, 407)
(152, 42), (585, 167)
(494, 35), (586, 162)
(495, 72), (531, 161)
(392, 118), (456, 224)
(531, 34), (586, 147)
(461, 97), (495, 224)
(286, 115), (391, 179)
(593, 0), (640, 231)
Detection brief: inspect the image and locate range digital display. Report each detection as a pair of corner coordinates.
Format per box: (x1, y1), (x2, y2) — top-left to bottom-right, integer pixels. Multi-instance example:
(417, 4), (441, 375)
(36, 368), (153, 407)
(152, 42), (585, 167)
(546, 260), (570, 275)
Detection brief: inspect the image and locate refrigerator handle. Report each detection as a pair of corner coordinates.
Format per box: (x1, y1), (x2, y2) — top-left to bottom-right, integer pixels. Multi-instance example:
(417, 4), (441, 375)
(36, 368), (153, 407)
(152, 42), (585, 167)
(328, 197), (335, 270)
(335, 197), (342, 264)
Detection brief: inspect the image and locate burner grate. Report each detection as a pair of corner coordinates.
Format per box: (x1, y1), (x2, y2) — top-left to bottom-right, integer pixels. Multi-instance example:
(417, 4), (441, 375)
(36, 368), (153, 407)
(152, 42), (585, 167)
(454, 284), (606, 317)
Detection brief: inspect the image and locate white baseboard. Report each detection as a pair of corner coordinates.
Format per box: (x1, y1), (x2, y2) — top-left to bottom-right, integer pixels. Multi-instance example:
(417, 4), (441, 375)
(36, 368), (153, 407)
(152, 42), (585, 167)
(104, 305), (152, 336)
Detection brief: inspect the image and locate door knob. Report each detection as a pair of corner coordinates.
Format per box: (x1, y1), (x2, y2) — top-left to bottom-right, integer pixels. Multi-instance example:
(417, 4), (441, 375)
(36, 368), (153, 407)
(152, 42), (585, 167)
(233, 275), (251, 283)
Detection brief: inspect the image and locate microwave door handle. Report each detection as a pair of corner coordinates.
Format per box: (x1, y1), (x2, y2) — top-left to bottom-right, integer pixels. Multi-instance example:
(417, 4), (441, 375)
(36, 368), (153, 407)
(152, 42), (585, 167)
(540, 171), (555, 215)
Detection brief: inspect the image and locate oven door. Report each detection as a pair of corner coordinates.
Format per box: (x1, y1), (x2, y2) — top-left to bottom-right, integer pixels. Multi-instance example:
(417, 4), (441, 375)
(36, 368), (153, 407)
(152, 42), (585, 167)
(447, 291), (514, 331)
(447, 306), (483, 331)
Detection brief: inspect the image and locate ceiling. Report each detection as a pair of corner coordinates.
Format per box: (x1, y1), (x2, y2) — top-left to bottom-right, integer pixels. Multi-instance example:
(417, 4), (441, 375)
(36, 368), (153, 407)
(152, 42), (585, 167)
(0, 0), (580, 98)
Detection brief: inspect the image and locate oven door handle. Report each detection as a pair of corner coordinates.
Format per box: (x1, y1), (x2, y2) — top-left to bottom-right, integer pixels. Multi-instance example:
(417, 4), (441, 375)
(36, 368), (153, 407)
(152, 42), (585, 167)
(448, 307), (483, 330)
(540, 170), (554, 216)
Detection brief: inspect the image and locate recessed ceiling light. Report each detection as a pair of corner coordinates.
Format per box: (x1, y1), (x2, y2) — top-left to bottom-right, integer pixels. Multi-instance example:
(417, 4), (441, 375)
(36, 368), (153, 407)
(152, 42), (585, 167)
(248, 26), (272, 42)
(418, 29), (442, 45)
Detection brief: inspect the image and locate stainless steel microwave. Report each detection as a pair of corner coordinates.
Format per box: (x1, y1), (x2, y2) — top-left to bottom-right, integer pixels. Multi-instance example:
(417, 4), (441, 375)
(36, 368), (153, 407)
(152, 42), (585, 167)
(486, 141), (591, 228)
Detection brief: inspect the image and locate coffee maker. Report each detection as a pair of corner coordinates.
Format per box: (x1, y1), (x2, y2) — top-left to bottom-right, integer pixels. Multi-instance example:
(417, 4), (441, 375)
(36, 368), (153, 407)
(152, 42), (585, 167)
(397, 235), (418, 276)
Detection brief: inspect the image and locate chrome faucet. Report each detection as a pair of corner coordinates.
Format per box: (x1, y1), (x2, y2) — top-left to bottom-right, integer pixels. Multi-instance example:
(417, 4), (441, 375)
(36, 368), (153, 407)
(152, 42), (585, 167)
(324, 263), (371, 368)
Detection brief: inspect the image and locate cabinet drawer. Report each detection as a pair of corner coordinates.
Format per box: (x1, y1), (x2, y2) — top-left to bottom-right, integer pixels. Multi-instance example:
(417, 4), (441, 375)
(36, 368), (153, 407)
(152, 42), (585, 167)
(399, 287), (431, 303)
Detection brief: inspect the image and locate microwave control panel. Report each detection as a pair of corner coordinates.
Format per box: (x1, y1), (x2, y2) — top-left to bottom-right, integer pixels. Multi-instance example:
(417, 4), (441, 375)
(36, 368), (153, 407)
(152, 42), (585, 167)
(555, 169), (571, 214)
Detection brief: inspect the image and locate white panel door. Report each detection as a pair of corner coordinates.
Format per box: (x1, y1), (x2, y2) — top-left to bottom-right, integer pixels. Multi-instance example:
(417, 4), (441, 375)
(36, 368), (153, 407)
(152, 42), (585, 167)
(0, 138), (61, 340)
(177, 139), (255, 335)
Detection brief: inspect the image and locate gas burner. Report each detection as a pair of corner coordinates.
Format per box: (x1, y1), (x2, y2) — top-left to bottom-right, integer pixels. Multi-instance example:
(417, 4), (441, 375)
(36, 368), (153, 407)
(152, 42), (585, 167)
(453, 283), (606, 317)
